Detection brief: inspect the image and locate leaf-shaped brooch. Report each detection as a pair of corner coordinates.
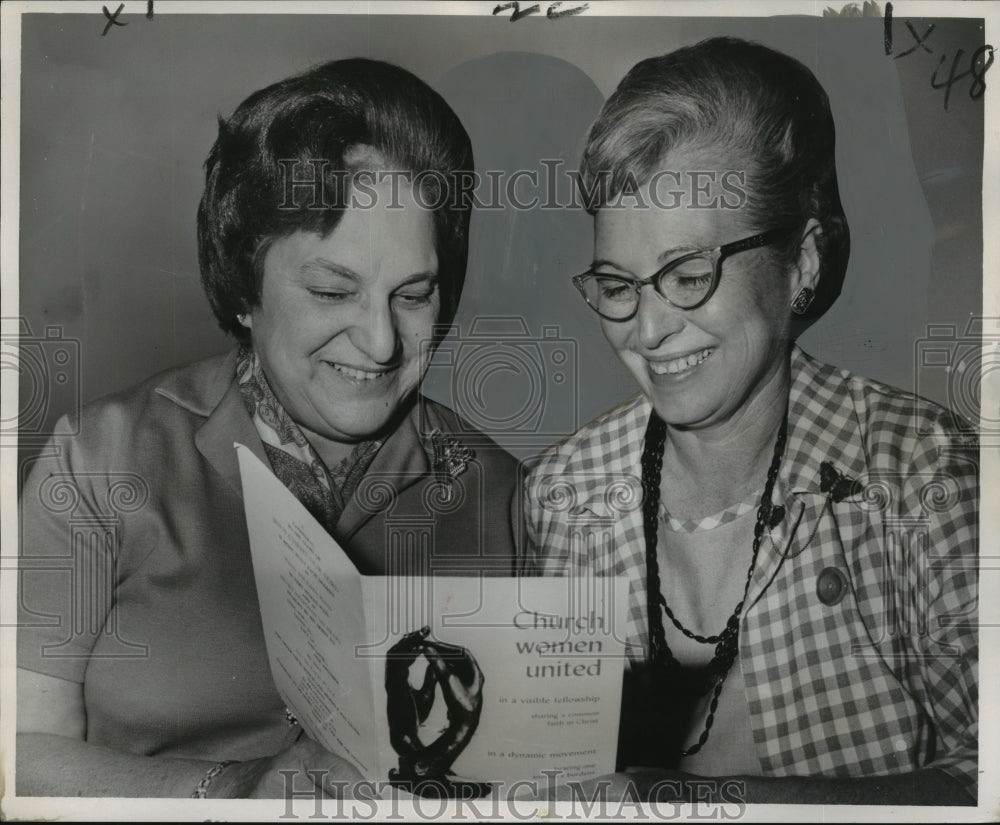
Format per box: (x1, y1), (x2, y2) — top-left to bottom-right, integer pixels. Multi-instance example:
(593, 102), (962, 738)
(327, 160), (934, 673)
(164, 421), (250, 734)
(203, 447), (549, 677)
(819, 461), (861, 503)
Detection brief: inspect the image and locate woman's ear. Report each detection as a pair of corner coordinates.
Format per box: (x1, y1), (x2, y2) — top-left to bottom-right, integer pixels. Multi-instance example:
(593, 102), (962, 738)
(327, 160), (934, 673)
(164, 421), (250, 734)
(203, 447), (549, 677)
(792, 218), (823, 294)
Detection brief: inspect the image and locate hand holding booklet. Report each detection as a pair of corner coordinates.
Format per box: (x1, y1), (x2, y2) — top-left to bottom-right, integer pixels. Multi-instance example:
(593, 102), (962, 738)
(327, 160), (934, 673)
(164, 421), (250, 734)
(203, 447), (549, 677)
(235, 443), (628, 795)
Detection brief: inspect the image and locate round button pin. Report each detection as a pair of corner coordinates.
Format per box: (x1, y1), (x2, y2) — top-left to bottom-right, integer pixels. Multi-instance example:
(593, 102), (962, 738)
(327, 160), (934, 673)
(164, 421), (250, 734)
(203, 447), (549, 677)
(816, 567), (848, 606)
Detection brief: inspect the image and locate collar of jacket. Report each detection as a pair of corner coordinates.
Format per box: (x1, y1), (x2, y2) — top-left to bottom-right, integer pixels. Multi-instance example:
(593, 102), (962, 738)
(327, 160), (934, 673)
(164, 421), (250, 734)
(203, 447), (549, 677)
(152, 347), (433, 541)
(547, 345), (872, 602)
(746, 346), (872, 610)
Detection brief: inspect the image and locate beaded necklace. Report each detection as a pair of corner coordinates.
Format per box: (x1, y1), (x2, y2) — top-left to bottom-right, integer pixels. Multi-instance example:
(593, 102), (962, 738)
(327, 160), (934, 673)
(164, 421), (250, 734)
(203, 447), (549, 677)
(640, 409), (787, 756)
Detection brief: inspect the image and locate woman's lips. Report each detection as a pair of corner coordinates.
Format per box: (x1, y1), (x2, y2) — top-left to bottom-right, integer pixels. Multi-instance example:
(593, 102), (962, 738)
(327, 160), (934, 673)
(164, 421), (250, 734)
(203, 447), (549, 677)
(647, 347), (714, 376)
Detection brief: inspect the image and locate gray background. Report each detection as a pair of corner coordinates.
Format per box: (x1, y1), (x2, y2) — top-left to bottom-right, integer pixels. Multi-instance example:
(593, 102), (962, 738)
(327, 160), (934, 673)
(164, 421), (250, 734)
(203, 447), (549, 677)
(15, 12), (985, 461)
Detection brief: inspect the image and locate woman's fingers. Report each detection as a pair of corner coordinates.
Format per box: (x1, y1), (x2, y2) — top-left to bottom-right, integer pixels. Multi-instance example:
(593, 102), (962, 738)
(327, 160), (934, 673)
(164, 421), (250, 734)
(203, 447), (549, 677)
(316, 752), (365, 798)
(241, 737), (364, 799)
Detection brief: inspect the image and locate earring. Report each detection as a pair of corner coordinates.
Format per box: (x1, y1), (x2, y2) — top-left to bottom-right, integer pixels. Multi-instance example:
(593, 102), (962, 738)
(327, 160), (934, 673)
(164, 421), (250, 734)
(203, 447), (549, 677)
(790, 287), (815, 315)
(237, 313), (248, 324)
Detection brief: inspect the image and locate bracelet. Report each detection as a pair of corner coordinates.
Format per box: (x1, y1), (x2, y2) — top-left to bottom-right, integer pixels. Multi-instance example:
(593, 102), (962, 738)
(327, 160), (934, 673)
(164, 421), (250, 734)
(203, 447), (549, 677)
(191, 760), (240, 799)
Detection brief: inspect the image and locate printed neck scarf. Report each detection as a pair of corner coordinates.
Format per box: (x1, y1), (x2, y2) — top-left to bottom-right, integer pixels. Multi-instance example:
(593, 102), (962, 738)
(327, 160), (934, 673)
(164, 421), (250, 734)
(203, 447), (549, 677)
(236, 345), (383, 534)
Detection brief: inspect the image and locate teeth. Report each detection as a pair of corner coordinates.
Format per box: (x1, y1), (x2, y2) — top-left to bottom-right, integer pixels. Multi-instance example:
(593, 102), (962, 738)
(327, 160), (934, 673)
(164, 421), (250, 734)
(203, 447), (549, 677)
(649, 348), (713, 375)
(329, 363), (385, 381)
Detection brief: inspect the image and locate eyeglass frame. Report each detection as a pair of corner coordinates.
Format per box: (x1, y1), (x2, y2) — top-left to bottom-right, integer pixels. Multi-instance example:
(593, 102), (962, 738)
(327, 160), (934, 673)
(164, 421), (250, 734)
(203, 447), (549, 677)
(571, 225), (802, 321)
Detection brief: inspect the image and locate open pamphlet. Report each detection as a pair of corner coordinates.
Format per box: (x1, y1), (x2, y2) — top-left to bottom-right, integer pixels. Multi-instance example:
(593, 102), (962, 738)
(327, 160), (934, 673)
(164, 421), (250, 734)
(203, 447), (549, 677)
(235, 443), (628, 793)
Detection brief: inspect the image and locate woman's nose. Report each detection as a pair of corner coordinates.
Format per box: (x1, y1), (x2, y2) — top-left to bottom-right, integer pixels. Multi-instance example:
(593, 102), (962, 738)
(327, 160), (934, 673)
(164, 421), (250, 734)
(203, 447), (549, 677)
(353, 298), (400, 364)
(635, 285), (684, 350)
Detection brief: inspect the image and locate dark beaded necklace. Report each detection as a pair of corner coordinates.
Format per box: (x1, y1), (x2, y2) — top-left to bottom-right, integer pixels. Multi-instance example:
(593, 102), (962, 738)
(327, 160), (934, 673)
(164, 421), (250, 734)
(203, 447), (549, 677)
(640, 408), (788, 757)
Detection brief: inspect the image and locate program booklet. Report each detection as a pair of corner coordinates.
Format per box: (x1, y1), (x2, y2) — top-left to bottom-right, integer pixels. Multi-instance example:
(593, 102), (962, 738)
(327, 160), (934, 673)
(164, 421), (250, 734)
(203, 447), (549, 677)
(235, 443), (628, 793)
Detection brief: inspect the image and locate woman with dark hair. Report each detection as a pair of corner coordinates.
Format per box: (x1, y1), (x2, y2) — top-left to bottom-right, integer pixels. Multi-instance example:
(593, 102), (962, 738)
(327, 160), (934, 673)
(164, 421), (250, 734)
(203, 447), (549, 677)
(525, 38), (978, 804)
(17, 58), (517, 798)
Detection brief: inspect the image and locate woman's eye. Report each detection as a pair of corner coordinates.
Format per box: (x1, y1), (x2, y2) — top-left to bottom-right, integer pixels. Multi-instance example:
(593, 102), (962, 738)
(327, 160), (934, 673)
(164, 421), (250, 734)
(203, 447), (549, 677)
(663, 259), (714, 291)
(596, 278), (631, 301)
(393, 286), (438, 307)
(395, 294), (433, 307)
(674, 274), (713, 290)
(309, 289), (353, 302)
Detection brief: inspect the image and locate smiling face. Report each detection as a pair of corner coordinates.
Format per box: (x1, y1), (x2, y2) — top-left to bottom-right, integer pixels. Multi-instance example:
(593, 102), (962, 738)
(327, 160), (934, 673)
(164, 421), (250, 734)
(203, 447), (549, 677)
(593, 166), (812, 432)
(242, 183), (439, 445)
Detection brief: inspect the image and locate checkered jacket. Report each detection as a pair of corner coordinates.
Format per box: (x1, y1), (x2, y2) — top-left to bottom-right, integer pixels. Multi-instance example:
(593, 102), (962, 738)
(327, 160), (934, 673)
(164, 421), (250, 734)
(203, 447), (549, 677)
(523, 346), (978, 796)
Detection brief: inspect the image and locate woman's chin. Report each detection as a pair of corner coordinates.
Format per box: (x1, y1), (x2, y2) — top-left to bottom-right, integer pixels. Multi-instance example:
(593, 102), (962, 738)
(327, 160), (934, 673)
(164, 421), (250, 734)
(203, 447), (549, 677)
(645, 386), (723, 430)
(649, 403), (715, 430)
(314, 391), (423, 443)
(311, 410), (397, 443)
(309, 368), (418, 434)
(633, 371), (721, 428)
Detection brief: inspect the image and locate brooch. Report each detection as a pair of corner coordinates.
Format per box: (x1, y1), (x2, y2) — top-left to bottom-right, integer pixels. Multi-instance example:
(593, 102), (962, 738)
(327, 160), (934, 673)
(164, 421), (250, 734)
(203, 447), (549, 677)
(428, 429), (475, 497)
(819, 461), (860, 503)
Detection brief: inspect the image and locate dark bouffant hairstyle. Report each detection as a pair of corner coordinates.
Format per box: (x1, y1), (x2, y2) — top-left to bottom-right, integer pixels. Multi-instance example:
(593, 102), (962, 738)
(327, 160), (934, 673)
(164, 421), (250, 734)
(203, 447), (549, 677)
(579, 37), (850, 320)
(198, 58), (474, 341)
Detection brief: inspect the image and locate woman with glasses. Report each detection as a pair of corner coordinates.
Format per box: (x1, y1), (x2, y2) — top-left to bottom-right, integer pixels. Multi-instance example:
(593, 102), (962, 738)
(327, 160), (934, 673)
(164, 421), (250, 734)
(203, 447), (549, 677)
(525, 37), (977, 805)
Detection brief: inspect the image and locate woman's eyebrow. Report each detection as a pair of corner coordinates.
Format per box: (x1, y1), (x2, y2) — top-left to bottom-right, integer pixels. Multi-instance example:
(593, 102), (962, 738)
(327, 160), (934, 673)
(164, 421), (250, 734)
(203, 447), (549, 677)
(656, 244), (700, 265)
(590, 258), (633, 275)
(592, 245), (695, 274)
(298, 259), (360, 280)
(297, 260), (438, 285)
(395, 272), (439, 287)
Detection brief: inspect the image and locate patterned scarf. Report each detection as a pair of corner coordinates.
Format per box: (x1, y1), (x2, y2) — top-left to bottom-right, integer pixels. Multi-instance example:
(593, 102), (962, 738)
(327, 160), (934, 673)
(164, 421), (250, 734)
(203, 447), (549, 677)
(236, 345), (383, 534)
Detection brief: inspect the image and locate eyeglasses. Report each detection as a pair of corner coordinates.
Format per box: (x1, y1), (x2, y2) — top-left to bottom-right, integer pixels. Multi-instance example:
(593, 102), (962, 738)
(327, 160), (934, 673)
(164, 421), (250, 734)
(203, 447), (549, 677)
(572, 226), (800, 321)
